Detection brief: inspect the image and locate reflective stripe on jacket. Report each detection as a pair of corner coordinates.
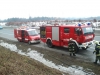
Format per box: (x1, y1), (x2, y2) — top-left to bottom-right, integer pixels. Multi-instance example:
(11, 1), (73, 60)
(68, 46), (75, 51)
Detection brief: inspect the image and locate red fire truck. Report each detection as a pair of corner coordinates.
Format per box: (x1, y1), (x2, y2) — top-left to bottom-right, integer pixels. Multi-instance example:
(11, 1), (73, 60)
(14, 26), (40, 44)
(40, 23), (95, 52)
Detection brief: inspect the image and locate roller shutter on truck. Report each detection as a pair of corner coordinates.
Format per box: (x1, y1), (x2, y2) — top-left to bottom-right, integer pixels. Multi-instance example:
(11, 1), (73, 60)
(52, 27), (59, 41)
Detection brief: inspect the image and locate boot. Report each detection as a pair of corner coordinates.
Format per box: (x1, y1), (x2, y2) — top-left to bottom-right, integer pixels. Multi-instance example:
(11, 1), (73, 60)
(93, 62), (97, 64)
(70, 53), (72, 56)
(73, 53), (76, 56)
(94, 60), (97, 64)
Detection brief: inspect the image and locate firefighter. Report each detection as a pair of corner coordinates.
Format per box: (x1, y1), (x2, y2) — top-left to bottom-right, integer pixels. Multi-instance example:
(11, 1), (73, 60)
(68, 38), (76, 56)
(93, 41), (100, 64)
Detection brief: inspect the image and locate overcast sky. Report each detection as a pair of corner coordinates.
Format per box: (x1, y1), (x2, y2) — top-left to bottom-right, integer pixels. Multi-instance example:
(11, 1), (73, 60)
(0, 0), (100, 20)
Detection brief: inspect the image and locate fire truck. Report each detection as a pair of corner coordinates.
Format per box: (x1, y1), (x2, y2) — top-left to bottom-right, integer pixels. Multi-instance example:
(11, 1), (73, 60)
(40, 23), (95, 52)
(14, 26), (40, 44)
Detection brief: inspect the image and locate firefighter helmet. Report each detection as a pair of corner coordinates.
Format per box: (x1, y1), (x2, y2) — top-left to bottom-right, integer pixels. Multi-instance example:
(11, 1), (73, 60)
(69, 38), (73, 40)
(95, 41), (100, 45)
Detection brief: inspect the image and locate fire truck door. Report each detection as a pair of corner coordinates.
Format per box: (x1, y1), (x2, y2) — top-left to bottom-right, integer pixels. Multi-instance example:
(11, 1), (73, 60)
(21, 30), (25, 42)
(74, 28), (82, 42)
(63, 28), (70, 45)
(24, 31), (29, 42)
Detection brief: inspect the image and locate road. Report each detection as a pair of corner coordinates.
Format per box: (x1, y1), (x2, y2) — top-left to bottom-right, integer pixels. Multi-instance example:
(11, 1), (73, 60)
(0, 27), (100, 62)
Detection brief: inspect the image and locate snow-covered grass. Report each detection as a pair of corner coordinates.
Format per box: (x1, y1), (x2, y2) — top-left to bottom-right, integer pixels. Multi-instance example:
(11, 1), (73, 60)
(0, 40), (96, 75)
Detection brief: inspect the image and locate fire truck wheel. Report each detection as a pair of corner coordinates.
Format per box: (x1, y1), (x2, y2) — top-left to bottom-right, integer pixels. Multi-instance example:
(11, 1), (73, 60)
(47, 40), (54, 48)
(74, 43), (79, 53)
(75, 46), (79, 53)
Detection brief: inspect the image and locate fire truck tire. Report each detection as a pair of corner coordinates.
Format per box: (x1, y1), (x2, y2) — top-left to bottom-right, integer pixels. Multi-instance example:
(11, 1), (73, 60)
(74, 43), (79, 53)
(47, 40), (54, 48)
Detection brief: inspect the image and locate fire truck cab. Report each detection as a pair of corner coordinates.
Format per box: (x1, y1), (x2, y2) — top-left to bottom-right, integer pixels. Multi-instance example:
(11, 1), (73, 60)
(40, 23), (95, 52)
(14, 26), (40, 44)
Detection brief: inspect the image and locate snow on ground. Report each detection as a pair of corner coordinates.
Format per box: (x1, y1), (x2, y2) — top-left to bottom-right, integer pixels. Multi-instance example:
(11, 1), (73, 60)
(0, 40), (96, 75)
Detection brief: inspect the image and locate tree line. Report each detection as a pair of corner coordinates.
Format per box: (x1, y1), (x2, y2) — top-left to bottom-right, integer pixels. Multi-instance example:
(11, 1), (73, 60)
(0, 16), (100, 23)
(0, 17), (65, 22)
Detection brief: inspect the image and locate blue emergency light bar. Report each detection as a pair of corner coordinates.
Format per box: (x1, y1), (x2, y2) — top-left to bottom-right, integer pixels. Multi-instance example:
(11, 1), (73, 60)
(78, 22), (91, 26)
(78, 23), (81, 26)
(87, 22), (91, 25)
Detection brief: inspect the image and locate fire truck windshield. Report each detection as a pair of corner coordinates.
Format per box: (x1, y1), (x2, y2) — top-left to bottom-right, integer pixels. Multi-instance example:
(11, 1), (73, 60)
(28, 30), (38, 36)
(82, 27), (94, 35)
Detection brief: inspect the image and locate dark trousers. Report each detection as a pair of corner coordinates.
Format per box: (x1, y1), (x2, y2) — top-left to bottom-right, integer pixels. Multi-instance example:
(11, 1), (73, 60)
(94, 56), (100, 63)
(69, 51), (76, 56)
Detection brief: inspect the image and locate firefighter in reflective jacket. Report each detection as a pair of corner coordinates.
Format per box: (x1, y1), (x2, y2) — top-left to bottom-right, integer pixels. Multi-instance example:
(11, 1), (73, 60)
(93, 41), (100, 64)
(68, 38), (76, 56)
